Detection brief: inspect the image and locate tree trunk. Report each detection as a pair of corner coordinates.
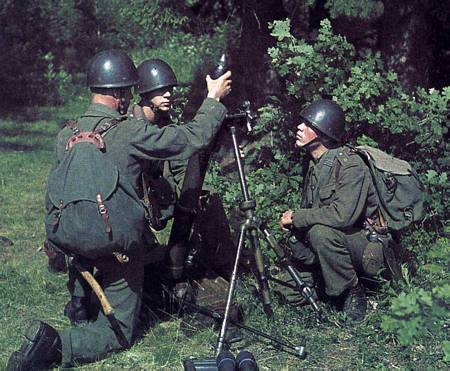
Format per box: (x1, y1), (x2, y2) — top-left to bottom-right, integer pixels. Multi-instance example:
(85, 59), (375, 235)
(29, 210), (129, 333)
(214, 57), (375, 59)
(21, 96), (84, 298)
(232, 0), (287, 108)
(378, 0), (434, 91)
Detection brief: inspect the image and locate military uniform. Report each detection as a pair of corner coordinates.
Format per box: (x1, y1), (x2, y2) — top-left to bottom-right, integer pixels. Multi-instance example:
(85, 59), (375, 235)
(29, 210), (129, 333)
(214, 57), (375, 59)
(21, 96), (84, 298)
(50, 99), (226, 366)
(128, 103), (187, 233)
(288, 145), (379, 296)
(129, 103), (236, 276)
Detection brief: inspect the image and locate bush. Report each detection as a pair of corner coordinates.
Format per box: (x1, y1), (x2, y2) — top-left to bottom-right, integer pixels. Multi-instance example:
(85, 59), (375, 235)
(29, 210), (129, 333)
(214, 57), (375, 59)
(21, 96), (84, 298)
(131, 28), (227, 85)
(381, 237), (449, 361)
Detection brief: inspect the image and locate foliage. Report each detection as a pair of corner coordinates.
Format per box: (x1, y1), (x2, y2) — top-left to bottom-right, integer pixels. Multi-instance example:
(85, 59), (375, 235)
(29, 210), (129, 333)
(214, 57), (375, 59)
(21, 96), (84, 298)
(0, 0), (241, 108)
(95, 0), (190, 50)
(132, 27), (228, 85)
(323, 0), (384, 19)
(381, 238), (449, 360)
(0, 0), (54, 106)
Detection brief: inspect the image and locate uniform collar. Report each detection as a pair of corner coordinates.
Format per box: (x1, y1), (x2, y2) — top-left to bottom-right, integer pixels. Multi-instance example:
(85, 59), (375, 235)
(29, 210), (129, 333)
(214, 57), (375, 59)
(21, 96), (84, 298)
(82, 103), (124, 119)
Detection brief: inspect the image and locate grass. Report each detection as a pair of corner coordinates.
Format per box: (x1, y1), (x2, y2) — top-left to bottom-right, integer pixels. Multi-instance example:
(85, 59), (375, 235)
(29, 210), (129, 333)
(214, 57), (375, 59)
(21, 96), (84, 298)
(0, 101), (447, 370)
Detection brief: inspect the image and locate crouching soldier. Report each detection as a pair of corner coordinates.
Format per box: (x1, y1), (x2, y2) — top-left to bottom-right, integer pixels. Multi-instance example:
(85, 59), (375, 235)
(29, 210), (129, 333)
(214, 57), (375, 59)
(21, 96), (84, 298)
(278, 99), (384, 323)
(7, 49), (232, 369)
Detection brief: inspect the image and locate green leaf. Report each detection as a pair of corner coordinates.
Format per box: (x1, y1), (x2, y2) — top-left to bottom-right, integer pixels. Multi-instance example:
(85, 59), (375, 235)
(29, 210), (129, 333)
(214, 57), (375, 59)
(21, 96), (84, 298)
(270, 20), (292, 41)
(443, 340), (450, 362)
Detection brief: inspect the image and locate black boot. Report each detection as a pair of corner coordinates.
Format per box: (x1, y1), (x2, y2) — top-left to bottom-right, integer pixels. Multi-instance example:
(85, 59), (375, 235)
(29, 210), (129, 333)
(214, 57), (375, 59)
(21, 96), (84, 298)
(6, 320), (62, 370)
(342, 282), (367, 323)
(64, 296), (90, 325)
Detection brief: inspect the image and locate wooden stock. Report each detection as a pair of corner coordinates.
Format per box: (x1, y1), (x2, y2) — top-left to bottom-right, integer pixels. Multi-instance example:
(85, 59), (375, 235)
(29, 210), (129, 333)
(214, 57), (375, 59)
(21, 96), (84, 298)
(73, 262), (114, 316)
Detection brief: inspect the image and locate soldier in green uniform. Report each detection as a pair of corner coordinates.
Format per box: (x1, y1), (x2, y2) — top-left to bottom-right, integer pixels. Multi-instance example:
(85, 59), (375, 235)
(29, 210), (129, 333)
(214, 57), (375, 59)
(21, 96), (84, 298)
(132, 59), (236, 277)
(7, 49), (232, 370)
(131, 59), (187, 234)
(279, 99), (380, 323)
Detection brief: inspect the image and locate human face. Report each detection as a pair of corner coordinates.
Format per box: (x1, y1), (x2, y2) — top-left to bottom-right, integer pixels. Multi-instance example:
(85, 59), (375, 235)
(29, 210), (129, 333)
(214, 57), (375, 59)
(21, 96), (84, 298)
(295, 121), (318, 148)
(150, 87), (173, 112)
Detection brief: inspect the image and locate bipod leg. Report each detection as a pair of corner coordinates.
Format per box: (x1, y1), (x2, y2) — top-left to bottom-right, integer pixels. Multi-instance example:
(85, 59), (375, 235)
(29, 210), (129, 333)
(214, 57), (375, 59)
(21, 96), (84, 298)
(216, 224), (246, 356)
(262, 228), (324, 319)
(248, 227), (273, 318)
(187, 301), (306, 359)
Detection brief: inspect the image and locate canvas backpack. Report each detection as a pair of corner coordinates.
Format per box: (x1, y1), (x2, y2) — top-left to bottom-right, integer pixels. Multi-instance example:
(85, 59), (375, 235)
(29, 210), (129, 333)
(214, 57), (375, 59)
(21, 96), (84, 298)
(45, 118), (146, 260)
(352, 145), (425, 233)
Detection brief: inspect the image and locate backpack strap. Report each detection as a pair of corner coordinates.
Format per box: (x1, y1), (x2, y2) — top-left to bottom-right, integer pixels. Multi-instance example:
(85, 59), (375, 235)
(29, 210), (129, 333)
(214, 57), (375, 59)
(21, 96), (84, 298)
(94, 117), (124, 136)
(65, 118), (124, 151)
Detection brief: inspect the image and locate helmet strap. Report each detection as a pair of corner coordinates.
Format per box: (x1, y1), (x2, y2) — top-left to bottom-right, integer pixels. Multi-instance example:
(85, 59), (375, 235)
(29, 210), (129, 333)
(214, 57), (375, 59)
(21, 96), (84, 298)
(303, 137), (321, 152)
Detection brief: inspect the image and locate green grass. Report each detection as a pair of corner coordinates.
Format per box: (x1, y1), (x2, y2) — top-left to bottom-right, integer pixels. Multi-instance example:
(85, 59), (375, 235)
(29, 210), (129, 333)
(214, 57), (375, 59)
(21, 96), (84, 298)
(0, 102), (447, 370)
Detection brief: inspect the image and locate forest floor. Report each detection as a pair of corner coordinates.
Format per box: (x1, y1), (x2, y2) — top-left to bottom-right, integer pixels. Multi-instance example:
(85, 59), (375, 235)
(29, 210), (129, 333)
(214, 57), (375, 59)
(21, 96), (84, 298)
(0, 101), (446, 370)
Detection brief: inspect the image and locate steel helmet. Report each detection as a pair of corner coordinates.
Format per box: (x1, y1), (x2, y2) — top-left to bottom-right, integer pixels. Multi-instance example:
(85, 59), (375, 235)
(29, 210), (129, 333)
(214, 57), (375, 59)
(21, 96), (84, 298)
(87, 50), (138, 88)
(299, 99), (346, 142)
(136, 59), (178, 95)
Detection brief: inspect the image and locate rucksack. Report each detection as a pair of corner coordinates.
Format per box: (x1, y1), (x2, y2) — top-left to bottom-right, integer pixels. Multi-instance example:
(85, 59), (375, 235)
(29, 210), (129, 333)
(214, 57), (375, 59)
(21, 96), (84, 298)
(353, 145), (425, 233)
(45, 118), (146, 260)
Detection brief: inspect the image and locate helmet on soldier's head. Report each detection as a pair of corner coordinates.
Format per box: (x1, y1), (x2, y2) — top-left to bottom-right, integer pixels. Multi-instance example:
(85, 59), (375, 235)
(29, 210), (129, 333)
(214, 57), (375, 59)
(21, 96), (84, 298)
(87, 50), (138, 89)
(299, 99), (345, 142)
(137, 59), (178, 95)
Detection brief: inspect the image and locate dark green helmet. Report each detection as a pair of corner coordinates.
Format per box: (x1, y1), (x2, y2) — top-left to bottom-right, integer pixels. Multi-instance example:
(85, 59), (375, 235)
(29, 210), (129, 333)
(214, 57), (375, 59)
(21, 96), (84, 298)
(87, 50), (138, 89)
(299, 99), (345, 142)
(137, 59), (178, 95)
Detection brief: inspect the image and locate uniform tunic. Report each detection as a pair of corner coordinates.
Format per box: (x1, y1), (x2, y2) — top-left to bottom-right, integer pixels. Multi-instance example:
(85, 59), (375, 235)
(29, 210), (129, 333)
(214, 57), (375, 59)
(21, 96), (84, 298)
(290, 145), (378, 296)
(50, 99), (226, 366)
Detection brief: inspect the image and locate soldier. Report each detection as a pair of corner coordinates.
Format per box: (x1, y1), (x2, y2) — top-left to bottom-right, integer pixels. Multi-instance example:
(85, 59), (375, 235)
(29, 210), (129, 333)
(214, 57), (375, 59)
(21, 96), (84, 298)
(7, 49), (231, 369)
(279, 99), (380, 323)
(131, 59), (187, 233)
(133, 59), (236, 278)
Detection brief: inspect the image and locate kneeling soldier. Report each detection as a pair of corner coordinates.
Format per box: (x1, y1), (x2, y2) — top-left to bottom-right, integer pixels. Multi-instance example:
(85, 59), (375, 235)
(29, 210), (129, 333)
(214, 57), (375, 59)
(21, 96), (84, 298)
(7, 49), (231, 369)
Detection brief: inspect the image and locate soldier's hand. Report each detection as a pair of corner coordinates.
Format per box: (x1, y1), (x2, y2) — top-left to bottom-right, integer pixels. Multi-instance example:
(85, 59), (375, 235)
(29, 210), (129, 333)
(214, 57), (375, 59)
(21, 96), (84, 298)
(279, 210), (293, 231)
(206, 71), (232, 101)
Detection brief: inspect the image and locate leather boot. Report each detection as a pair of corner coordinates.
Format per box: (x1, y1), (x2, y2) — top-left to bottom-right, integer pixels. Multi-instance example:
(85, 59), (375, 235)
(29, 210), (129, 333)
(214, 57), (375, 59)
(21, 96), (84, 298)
(6, 320), (62, 370)
(64, 296), (90, 325)
(342, 282), (367, 323)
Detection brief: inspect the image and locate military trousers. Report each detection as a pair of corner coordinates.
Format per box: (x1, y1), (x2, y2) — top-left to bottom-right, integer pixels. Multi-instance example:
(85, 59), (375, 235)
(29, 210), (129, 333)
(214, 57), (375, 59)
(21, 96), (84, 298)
(290, 224), (369, 297)
(59, 244), (167, 367)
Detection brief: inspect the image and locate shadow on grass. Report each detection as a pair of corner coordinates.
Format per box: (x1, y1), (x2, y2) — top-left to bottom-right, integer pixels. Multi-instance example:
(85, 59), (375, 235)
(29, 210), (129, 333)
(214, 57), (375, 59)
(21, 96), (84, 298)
(0, 142), (43, 152)
(0, 107), (55, 123)
(0, 127), (51, 138)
